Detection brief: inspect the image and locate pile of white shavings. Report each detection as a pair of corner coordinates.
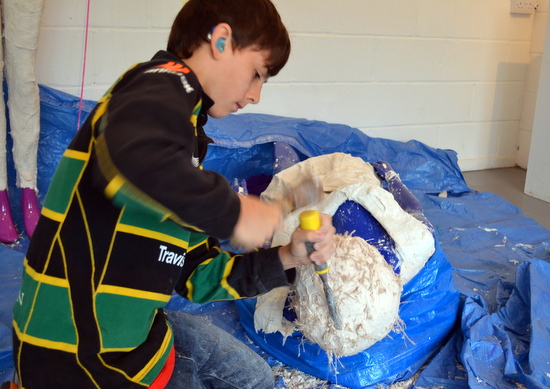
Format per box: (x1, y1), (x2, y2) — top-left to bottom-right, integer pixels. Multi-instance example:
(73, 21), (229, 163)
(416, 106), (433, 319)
(292, 234), (403, 357)
(273, 365), (421, 389)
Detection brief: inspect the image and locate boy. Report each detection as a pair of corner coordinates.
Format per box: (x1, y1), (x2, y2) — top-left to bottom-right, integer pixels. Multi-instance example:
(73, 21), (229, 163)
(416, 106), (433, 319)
(11, 0), (334, 388)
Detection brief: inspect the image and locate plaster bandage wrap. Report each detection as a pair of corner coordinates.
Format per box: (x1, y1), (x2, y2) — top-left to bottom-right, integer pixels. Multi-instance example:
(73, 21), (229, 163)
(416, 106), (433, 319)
(256, 153), (435, 356)
(262, 152), (381, 201)
(0, 0), (45, 190)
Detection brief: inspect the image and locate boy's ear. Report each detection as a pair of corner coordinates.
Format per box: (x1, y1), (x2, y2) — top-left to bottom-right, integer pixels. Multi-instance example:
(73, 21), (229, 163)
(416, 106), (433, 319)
(210, 23), (232, 58)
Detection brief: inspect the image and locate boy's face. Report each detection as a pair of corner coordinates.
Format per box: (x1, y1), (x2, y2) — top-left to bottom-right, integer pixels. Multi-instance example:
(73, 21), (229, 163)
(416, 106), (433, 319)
(206, 46), (270, 118)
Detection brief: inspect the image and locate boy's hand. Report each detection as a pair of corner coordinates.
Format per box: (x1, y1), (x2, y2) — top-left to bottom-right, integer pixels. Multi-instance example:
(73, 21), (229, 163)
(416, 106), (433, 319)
(231, 195), (283, 250)
(278, 213), (335, 270)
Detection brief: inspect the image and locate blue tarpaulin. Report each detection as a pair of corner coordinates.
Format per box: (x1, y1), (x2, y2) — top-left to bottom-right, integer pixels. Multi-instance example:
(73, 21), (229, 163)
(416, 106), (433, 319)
(1, 85), (549, 388)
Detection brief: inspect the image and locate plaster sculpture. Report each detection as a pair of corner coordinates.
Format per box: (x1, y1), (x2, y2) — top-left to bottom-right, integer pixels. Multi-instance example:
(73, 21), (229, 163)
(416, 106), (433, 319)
(256, 153), (435, 356)
(0, 0), (45, 242)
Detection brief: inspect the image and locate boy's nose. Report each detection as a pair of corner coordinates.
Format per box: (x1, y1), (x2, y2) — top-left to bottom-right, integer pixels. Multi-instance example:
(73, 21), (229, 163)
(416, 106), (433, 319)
(247, 83), (262, 105)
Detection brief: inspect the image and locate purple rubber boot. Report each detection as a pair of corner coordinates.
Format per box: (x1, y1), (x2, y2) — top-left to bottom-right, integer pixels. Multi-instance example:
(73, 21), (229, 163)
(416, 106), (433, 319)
(0, 190), (18, 243)
(21, 188), (40, 239)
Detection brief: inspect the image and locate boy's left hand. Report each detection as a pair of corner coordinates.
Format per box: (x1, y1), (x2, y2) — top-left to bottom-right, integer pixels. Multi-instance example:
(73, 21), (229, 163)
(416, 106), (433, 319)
(278, 213), (335, 270)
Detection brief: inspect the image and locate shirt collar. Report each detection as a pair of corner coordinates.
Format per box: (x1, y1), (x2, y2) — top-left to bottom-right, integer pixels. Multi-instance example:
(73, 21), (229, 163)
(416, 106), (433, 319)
(198, 92), (214, 128)
(151, 51), (215, 128)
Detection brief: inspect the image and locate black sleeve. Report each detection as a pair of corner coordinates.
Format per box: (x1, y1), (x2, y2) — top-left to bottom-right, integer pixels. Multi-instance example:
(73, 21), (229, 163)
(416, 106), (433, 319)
(174, 233), (296, 303)
(98, 67), (240, 239)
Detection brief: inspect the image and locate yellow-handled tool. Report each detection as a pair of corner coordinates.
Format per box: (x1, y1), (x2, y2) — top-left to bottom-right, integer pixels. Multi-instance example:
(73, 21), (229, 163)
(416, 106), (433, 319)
(299, 210), (342, 330)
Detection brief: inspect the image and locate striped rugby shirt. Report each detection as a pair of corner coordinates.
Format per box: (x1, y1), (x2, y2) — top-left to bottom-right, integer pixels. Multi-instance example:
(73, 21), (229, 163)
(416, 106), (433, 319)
(12, 51), (294, 388)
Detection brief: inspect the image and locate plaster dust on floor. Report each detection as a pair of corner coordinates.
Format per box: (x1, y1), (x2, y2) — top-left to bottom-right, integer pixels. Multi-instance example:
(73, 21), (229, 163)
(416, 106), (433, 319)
(272, 365), (421, 389)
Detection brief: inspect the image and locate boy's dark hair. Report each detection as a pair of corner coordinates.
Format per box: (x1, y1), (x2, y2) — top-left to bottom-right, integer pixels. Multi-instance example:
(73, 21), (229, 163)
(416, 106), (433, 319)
(167, 0), (291, 77)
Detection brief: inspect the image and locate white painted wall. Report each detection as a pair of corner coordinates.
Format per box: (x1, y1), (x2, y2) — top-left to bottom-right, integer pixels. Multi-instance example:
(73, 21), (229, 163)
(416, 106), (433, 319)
(35, 0), (546, 172)
(516, 1), (549, 168)
(525, 7), (550, 203)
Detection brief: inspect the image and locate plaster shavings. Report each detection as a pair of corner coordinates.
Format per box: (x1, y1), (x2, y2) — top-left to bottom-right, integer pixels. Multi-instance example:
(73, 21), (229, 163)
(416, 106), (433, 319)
(273, 366), (347, 389)
(291, 234), (402, 357)
(272, 364), (421, 388)
(255, 233), (404, 358)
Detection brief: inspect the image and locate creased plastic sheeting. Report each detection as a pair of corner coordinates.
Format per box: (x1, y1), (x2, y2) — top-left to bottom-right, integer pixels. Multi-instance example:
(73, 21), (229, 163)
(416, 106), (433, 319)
(413, 331), (469, 388)
(411, 190), (550, 389)
(236, 240), (460, 389)
(461, 260), (550, 389)
(0, 247), (24, 383)
(204, 114), (469, 195)
(420, 190), (550, 310)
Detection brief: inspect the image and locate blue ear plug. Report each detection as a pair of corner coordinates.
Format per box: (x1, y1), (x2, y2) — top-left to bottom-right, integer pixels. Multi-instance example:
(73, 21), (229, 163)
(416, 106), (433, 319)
(216, 38), (226, 53)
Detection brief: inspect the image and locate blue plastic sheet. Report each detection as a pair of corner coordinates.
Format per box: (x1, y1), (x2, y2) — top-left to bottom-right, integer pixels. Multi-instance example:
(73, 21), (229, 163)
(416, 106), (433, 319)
(1, 86), (549, 388)
(461, 259), (550, 388)
(204, 114), (469, 195)
(236, 239), (459, 388)
(0, 247), (24, 383)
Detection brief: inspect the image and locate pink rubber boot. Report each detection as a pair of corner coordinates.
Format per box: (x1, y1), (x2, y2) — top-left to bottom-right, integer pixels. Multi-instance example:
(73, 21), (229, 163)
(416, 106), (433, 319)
(0, 189), (18, 243)
(21, 188), (40, 239)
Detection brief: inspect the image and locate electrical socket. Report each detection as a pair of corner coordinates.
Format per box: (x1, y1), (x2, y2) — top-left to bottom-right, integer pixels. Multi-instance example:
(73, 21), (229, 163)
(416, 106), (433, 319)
(511, 0), (538, 14)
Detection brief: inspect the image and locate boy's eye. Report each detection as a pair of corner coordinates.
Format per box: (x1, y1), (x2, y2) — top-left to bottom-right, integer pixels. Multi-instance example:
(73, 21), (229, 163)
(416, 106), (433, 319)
(253, 70), (269, 83)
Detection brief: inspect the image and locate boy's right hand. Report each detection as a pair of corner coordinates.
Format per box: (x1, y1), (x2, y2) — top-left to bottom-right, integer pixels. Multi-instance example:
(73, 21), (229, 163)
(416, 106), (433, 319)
(231, 195), (283, 250)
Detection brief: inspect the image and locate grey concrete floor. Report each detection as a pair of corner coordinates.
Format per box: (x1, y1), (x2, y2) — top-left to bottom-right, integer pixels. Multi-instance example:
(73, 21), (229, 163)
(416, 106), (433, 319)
(462, 167), (550, 230)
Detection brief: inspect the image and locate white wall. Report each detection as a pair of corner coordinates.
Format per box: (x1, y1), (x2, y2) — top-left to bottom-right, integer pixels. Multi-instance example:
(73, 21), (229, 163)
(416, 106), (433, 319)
(516, 1), (549, 168)
(525, 7), (550, 203)
(36, 0), (546, 172)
